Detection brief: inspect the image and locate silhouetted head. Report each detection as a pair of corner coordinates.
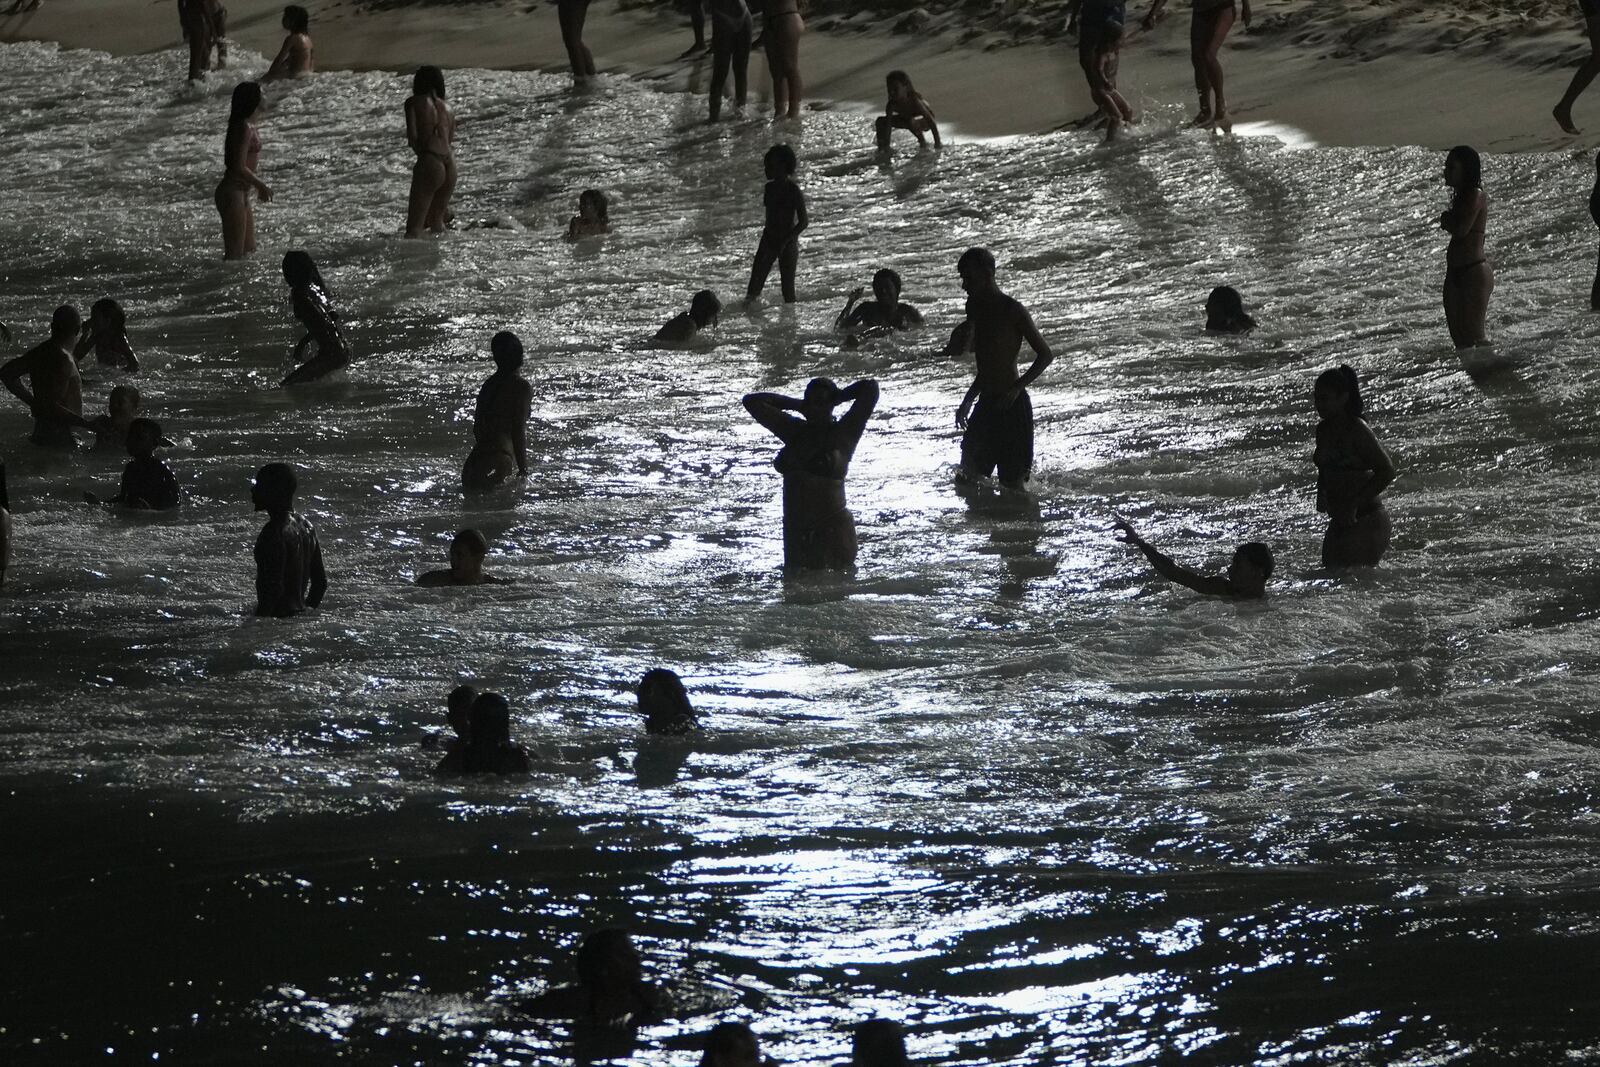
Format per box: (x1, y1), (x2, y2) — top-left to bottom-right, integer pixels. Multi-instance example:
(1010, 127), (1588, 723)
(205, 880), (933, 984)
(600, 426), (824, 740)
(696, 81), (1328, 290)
(578, 189), (609, 224)
(491, 331), (524, 371)
(1204, 285), (1255, 333)
(638, 668), (697, 734)
(125, 417), (162, 459)
(871, 268), (903, 308)
(449, 527), (489, 579)
(574, 928), (643, 994)
(1314, 364), (1363, 420)
(690, 290), (722, 328)
(281, 250), (326, 292)
(886, 69), (914, 99)
(851, 1018), (909, 1067)
(252, 462), (298, 513)
(1444, 145), (1481, 192)
(957, 247), (996, 293)
(446, 683), (478, 739)
(764, 143), (798, 179)
(701, 1022), (761, 1067)
(1227, 542), (1274, 597)
(801, 376), (842, 422)
(108, 384), (141, 422)
(413, 65), (446, 99)
(282, 4), (309, 33)
(468, 692), (512, 747)
(229, 81), (263, 124)
(50, 305), (81, 343)
(89, 298), (126, 336)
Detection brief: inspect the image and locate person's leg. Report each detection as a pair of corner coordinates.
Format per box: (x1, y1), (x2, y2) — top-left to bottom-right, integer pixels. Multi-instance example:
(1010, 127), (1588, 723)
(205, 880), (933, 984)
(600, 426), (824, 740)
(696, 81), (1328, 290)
(427, 156), (458, 232)
(407, 156), (444, 237)
(748, 235), (777, 299)
(1556, 16), (1600, 133)
(764, 29), (787, 117)
(1591, 240), (1600, 310)
(688, 0), (706, 52)
(959, 401), (998, 481)
(710, 34), (732, 119)
(994, 390), (1034, 489)
(212, 5), (228, 68)
(875, 115), (892, 149)
(1352, 508), (1392, 566)
(1465, 263), (1493, 347)
(216, 183), (242, 258)
(1200, 5), (1236, 129)
(558, 1), (593, 80)
(243, 194), (256, 255)
(187, 22), (209, 80)
(1102, 42), (1133, 123)
(732, 23), (750, 106)
(778, 238), (798, 303)
(781, 15), (803, 118)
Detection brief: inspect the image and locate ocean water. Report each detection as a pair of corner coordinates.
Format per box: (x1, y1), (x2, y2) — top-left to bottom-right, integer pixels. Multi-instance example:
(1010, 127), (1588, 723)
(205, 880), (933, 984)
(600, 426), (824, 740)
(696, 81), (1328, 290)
(2, 38), (1600, 1065)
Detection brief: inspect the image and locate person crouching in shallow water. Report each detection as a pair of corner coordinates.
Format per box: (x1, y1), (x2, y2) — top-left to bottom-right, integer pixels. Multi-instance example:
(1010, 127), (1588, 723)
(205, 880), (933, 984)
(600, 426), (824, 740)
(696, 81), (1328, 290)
(638, 668), (699, 734)
(743, 377), (879, 574)
(1313, 365), (1395, 568)
(2, 305), (89, 450)
(416, 528), (510, 586)
(702, 1021), (771, 1067)
(567, 189), (611, 240)
(524, 928), (671, 1025)
(1113, 517), (1271, 598)
(462, 331), (532, 491)
(428, 683), (477, 771)
(876, 70), (940, 152)
(851, 1018), (909, 1067)
(262, 4), (313, 81)
(747, 144), (807, 304)
(1204, 285), (1255, 334)
(85, 418), (180, 511)
(655, 290), (722, 344)
(1440, 144), (1492, 349)
(281, 251), (351, 385)
(75, 299), (139, 372)
(835, 267), (924, 342)
(1066, 0), (1134, 143)
(460, 692), (532, 774)
(252, 462), (327, 617)
(405, 65), (456, 238)
(216, 81), (272, 260)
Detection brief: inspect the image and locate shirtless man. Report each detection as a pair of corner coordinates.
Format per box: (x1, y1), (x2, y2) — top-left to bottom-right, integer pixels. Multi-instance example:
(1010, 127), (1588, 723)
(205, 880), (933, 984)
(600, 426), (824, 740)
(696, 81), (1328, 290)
(262, 5), (314, 82)
(252, 462), (328, 617)
(1, 306), (90, 450)
(952, 249), (1054, 490)
(462, 332), (533, 492)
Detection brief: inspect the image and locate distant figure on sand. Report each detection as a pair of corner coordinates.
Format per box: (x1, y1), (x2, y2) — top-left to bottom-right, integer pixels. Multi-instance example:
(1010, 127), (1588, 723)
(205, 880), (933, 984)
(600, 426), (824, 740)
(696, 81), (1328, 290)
(708, 0), (753, 121)
(405, 66), (456, 237)
(0, 463), (10, 588)
(655, 290), (722, 343)
(835, 268), (924, 340)
(851, 1019), (910, 1067)
(953, 248), (1055, 490)
(1555, 0), (1600, 135)
(462, 331), (533, 491)
(416, 528), (510, 586)
(876, 70), (940, 152)
(216, 81), (271, 260)
(430, 683), (477, 773)
(460, 692), (532, 774)
(262, 5), (314, 81)
(524, 928), (671, 1025)
(84, 418), (180, 511)
(75, 299), (139, 372)
(762, 0), (805, 120)
(1067, 0), (1134, 142)
(747, 144), (807, 303)
(566, 189), (611, 240)
(1440, 145), (1492, 349)
(743, 376), (879, 573)
(639, 668), (699, 734)
(1313, 365), (1394, 568)
(1589, 153), (1600, 309)
(1204, 285), (1255, 333)
(702, 1022), (768, 1067)
(557, 0), (597, 83)
(1, 305), (88, 450)
(1142, 0), (1250, 131)
(1113, 517), (1272, 598)
(252, 462), (328, 617)
(179, 0), (225, 80)
(281, 251), (351, 385)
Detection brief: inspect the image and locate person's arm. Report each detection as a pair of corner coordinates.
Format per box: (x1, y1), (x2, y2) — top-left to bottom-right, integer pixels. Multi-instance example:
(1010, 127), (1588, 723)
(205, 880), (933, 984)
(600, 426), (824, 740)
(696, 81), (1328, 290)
(898, 303), (925, 328)
(152, 465), (180, 510)
(955, 378), (981, 429)
(72, 332), (94, 365)
(788, 186), (808, 242)
(834, 287), (866, 331)
(1141, 0), (1168, 30)
(306, 526), (328, 608)
(1443, 190), (1484, 237)
(1064, 0), (1080, 33)
(999, 306), (1055, 408)
(263, 36), (294, 81)
(404, 96), (421, 152)
(742, 392), (803, 441)
(1, 355), (34, 413)
(1115, 520), (1234, 597)
(835, 378), (880, 450)
(119, 336), (139, 373)
(940, 319), (973, 358)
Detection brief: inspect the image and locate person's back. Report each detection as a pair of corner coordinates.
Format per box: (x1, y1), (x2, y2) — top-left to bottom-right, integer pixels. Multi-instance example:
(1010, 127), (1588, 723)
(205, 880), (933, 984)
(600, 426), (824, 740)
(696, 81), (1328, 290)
(464, 332), (533, 489)
(252, 462), (328, 617)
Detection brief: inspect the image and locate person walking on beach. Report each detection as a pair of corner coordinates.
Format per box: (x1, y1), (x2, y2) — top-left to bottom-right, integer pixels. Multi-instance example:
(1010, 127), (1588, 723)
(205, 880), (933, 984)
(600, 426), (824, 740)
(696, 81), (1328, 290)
(251, 462), (328, 617)
(746, 144), (806, 303)
(1066, 0), (1134, 142)
(215, 81), (271, 260)
(280, 251), (350, 385)
(743, 377), (879, 573)
(952, 248), (1055, 490)
(1141, 0), (1250, 131)
(761, 0), (804, 120)
(1, 306), (89, 450)
(462, 331), (532, 491)
(1556, 0), (1600, 134)
(1313, 365), (1394, 568)
(557, 0), (597, 84)
(708, 0), (753, 122)
(405, 66), (456, 238)
(262, 5), (314, 81)
(1440, 145), (1492, 349)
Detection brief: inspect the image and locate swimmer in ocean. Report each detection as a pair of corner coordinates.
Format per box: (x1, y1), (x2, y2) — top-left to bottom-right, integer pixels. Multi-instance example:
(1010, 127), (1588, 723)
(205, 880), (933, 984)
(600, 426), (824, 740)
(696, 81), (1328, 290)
(746, 144), (807, 304)
(462, 331), (533, 492)
(1440, 145), (1492, 349)
(405, 66), (455, 238)
(1066, 0), (1134, 142)
(850, 1019), (910, 1067)
(262, 5), (314, 81)
(1556, 0), (1600, 134)
(460, 692), (532, 774)
(708, 0), (753, 121)
(280, 251), (351, 385)
(84, 418), (180, 511)
(1204, 285), (1256, 333)
(524, 928), (672, 1025)
(952, 248), (1054, 491)
(835, 268), (924, 344)
(415, 528), (510, 586)
(761, 0), (805, 120)
(1313, 365), (1395, 568)
(1, 305), (89, 450)
(1113, 517), (1272, 598)
(252, 461), (328, 617)
(216, 81), (272, 260)
(557, 0), (597, 83)
(1141, 0), (1251, 131)
(876, 70), (940, 152)
(655, 290), (722, 344)
(743, 376), (878, 573)
(566, 189), (611, 240)
(74, 299), (139, 372)
(428, 683), (477, 772)
(638, 668), (699, 735)
(701, 1022), (769, 1067)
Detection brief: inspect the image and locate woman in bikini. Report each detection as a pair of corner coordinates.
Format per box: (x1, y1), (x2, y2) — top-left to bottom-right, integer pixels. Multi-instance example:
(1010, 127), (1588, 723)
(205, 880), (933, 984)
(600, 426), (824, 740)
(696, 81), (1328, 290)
(1440, 144), (1491, 349)
(215, 81), (271, 260)
(762, 0), (804, 120)
(1142, 0), (1250, 130)
(743, 377), (878, 574)
(1313, 365), (1395, 569)
(557, 0), (597, 84)
(405, 66), (456, 238)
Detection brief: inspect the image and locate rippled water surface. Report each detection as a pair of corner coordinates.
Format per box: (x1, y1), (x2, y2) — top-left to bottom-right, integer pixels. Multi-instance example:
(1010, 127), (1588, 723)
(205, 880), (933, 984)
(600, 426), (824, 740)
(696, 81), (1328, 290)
(3, 39), (1600, 1065)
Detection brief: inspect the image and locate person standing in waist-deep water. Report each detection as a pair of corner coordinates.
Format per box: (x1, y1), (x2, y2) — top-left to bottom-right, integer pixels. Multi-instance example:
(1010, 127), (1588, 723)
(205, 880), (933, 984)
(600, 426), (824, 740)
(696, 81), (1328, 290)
(462, 331), (533, 491)
(1066, 0), (1134, 142)
(523, 927), (673, 1024)
(1556, 0), (1600, 134)
(178, 0), (222, 80)
(557, 0), (597, 83)
(280, 251), (351, 386)
(953, 248), (1055, 491)
(215, 81), (272, 260)
(1440, 145), (1492, 349)
(1141, 0), (1251, 131)
(876, 70), (940, 152)
(75, 299), (139, 372)
(460, 692), (532, 774)
(405, 66), (456, 238)
(415, 528), (511, 586)
(708, 0), (753, 122)
(1204, 285), (1255, 333)
(251, 462), (328, 617)
(1313, 365), (1395, 568)
(743, 377), (879, 573)
(746, 144), (807, 304)
(762, 0), (805, 120)
(262, 5), (314, 81)
(566, 189), (611, 240)
(1, 306), (89, 450)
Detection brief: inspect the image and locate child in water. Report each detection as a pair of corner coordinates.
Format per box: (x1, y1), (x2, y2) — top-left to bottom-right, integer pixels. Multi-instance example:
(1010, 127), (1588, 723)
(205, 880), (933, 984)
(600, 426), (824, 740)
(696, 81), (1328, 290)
(280, 250), (351, 386)
(654, 290), (722, 344)
(1113, 516), (1271, 598)
(84, 418), (180, 511)
(524, 927), (672, 1025)
(876, 70), (940, 152)
(74, 299), (139, 372)
(566, 189), (611, 240)
(415, 528), (511, 586)
(1204, 285), (1256, 333)
(746, 144), (807, 304)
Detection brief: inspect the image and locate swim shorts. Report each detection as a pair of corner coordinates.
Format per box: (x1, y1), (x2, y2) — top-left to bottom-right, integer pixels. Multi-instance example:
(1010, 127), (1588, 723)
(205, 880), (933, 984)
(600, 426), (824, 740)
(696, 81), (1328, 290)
(961, 388), (1034, 485)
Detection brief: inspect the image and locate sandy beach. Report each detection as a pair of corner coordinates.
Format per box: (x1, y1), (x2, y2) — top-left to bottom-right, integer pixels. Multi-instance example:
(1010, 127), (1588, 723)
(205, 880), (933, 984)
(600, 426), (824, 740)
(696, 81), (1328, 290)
(4, 0), (1600, 149)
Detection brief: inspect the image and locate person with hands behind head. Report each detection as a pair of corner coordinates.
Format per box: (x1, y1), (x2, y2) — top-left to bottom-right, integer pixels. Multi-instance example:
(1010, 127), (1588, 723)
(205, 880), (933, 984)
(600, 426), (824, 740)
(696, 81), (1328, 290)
(1114, 516), (1272, 598)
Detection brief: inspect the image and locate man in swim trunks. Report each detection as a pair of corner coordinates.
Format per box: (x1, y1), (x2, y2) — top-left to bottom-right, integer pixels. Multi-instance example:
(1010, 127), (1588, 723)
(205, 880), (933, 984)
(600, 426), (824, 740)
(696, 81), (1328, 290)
(1067, 0), (1135, 141)
(952, 248), (1054, 491)
(252, 462), (328, 617)
(462, 331), (533, 491)
(1, 305), (90, 450)
(1556, 0), (1600, 134)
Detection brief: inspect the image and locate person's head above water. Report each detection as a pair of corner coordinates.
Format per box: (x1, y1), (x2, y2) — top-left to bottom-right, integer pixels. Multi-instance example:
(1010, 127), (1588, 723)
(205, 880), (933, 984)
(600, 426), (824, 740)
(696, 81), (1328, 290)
(89, 298), (126, 336)
(1444, 144), (1481, 192)
(690, 290), (722, 328)
(573, 927), (644, 993)
(448, 527), (489, 580)
(491, 330), (524, 371)
(800, 377), (844, 422)
(282, 250), (326, 291)
(447, 683), (477, 739)
(1314, 364), (1364, 420)
(413, 65), (446, 99)
(957, 247), (997, 293)
(125, 417), (162, 458)
(109, 384), (141, 421)
(577, 189), (609, 224)
(701, 1021), (761, 1067)
(1204, 285), (1255, 333)
(638, 668), (698, 733)
(851, 1018), (909, 1067)
(764, 143), (798, 180)
(871, 268), (903, 308)
(50, 304), (81, 343)
(229, 81), (263, 124)
(252, 462), (298, 514)
(467, 691), (512, 747)
(282, 4), (309, 33)
(1226, 541), (1274, 597)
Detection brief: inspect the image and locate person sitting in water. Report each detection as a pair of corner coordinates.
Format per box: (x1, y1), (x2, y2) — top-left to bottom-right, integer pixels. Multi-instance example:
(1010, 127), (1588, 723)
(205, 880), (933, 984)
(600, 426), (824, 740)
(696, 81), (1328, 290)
(416, 528), (511, 586)
(1, 305), (90, 450)
(743, 377), (879, 573)
(457, 692), (532, 774)
(835, 268), (924, 342)
(0, 463), (12, 588)
(74, 298), (139, 372)
(1204, 285), (1256, 334)
(1113, 517), (1272, 598)
(427, 683), (478, 771)
(84, 418), (180, 511)
(654, 290), (722, 344)
(1440, 145), (1492, 350)
(89, 384), (141, 452)
(638, 668), (699, 734)
(262, 5), (314, 81)
(462, 331), (533, 491)
(1313, 365), (1395, 568)
(701, 1021), (770, 1067)
(851, 1018), (910, 1067)
(252, 461), (328, 617)
(281, 250), (351, 385)
(876, 70), (941, 152)
(566, 189), (611, 240)
(524, 927), (672, 1026)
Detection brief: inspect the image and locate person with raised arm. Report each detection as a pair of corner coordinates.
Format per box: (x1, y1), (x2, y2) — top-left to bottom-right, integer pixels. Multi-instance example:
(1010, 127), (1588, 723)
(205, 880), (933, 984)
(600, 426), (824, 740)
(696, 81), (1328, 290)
(215, 81), (272, 259)
(405, 66), (456, 238)
(462, 331), (533, 491)
(835, 268), (923, 338)
(708, 0), (753, 121)
(746, 144), (807, 304)
(1141, 0), (1251, 131)
(1113, 517), (1272, 598)
(251, 462), (328, 617)
(74, 299), (138, 372)
(1, 306), (89, 450)
(262, 5), (314, 81)
(1313, 365), (1395, 568)
(1440, 145), (1491, 349)
(280, 251), (351, 385)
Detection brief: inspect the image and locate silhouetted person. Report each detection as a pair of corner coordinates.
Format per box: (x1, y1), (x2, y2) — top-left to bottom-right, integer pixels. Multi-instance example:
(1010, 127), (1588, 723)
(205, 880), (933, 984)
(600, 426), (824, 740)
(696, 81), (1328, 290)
(430, 683), (478, 773)
(747, 144), (807, 304)
(2, 305), (89, 449)
(460, 692), (532, 774)
(708, 0), (753, 121)
(1143, 0), (1251, 131)
(405, 65), (456, 237)
(851, 1019), (910, 1067)
(524, 928), (671, 1025)
(252, 462), (328, 617)
(1067, 0), (1134, 142)
(85, 418), (180, 511)
(566, 189), (611, 240)
(90, 385), (143, 451)
(682, 0), (709, 56)
(762, 0), (805, 119)
(1204, 285), (1255, 333)
(216, 81), (271, 259)
(281, 251), (351, 385)
(462, 331), (533, 491)
(638, 669), (699, 734)
(655, 290), (722, 344)
(179, 0), (222, 80)
(1114, 518), (1272, 598)
(1556, 0), (1600, 134)
(262, 4), (313, 81)
(1440, 145), (1491, 349)
(1313, 365), (1395, 568)
(835, 268), (923, 342)
(416, 528), (510, 586)
(1590, 152), (1600, 310)
(876, 70), (940, 151)
(75, 298), (138, 371)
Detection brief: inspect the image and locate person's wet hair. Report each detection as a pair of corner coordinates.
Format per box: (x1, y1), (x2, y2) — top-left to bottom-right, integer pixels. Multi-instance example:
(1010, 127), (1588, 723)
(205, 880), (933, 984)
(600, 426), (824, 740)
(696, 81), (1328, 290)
(1446, 144), (1482, 192)
(803, 376), (840, 410)
(90, 298), (126, 332)
(452, 527), (488, 556)
(51, 304), (81, 338)
(1205, 285), (1255, 332)
(491, 330), (524, 370)
(253, 462), (298, 509)
(468, 691), (512, 746)
(638, 668), (697, 733)
(700, 1021), (760, 1067)
(872, 268), (902, 297)
(957, 246), (995, 278)
(764, 143), (798, 177)
(574, 927), (644, 991)
(229, 81), (264, 124)
(109, 384), (141, 415)
(282, 4), (309, 33)
(886, 69), (914, 95)
(413, 65), (447, 100)
(851, 1018), (910, 1067)
(1316, 364), (1365, 419)
(1236, 541), (1274, 579)
(690, 290), (722, 324)
(579, 188), (610, 224)
(282, 250), (328, 293)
